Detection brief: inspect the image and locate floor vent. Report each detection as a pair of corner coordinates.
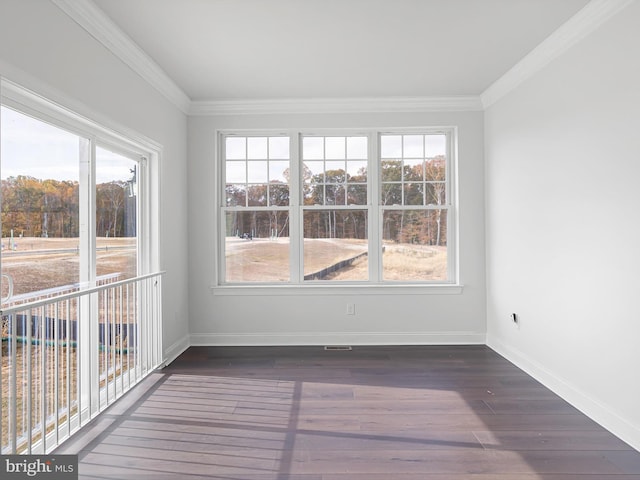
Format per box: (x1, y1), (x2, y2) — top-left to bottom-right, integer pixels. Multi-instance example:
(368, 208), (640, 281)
(324, 346), (353, 351)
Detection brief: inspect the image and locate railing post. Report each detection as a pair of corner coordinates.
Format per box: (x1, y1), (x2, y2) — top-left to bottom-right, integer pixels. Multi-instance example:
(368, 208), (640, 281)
(10, 314), (18, 453)
(155, 276), (163, 368)
(40, 305), (46, 454)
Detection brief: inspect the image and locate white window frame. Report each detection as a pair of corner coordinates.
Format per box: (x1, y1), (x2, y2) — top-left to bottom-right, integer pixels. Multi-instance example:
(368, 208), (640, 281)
(0, 78), (162, 285)
(214, 127), (461, 295)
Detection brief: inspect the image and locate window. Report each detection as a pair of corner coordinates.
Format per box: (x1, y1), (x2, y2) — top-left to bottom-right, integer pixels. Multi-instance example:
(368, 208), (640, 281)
(1, 82), (163, 455)
(302, 135), (369, 281)
(95, 146), (139, 283)
(380, 133), (450, 281)
(0, 83), (159, 305)
(223, 136), (291, 282)
(0, 106), (82, 299)
(219, 129), (456, 286)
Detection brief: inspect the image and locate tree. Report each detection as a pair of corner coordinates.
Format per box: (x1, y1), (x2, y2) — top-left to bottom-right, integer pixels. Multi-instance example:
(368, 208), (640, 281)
(96, 181), (126, 237)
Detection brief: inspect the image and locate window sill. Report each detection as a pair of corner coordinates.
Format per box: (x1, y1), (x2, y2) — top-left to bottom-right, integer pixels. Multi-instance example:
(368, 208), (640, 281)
(210, 283), (464, 296)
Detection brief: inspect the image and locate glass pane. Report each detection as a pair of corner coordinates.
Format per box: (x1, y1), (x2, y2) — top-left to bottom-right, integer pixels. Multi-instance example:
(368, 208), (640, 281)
(96, 146), (138, 281)
(224, 210), (290, 282)
(247, 161), (268, 183)
(380, 183), (402, 206)
(404, 183), (424, 205)
(380, 135), (402, 158)
(1, 106), (81, 302)
(303, 137), (324, 159)
(425, 157), (446, 181)
(425, 134), (446, 158)
(269, 184), (290, 206)
(303, 209), (368, 281)
(347, 185), (367, 205)
(225, 161), (246, 183)
(247, 137), (268, 159)
(426, 182), (447, 205)
(324, 162), (346, 183)
(324, 184), (345, 205)
(225, 184), (247, 206)
(381, 159), (402, 182)
(304, 161), (324, 183)
(403, 159), (423, 181)
(346, 160), (367, 182)
(226, 137), (246, 159)
(269, 136), (289, 159)
(304, 184), (324, 205)
(325, 137), (345, 159)
(347, 136), (367, 159)
(382, 209), (448, 281)
(269, 160), (289, 183)
(403, 135), (423, 157)
(247, 184), (268, 206)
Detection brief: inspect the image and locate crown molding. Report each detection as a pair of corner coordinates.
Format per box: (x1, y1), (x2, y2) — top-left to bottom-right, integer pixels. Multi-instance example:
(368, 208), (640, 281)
(189, 96), (483, 116)
(51, 0), (631, 115)
(51, 0), (191, 114)
(481, 0), (635, 109)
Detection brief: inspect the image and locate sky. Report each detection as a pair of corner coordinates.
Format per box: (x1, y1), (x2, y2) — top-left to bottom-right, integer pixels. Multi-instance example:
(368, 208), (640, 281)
(1, 106), (136, 184)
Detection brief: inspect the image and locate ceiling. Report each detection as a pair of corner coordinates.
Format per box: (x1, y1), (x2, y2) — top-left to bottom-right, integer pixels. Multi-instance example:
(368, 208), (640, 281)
(90, 0), (589, 103)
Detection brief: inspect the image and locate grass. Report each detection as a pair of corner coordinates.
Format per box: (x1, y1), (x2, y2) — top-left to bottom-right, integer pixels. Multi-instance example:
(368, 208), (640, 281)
(2, 236), (137, 298)
(382, 244), (448, 281)
(224, 237), (447, 282)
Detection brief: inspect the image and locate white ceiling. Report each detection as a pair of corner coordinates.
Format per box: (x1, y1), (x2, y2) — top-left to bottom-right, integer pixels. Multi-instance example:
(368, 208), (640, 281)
(91, 0), (589, 103)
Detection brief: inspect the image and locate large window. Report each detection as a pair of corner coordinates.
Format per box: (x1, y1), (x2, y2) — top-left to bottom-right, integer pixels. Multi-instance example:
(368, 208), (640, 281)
(0, 83), (158, 305)
(1, 82), (162, 455)
(0, 106), (81, 299)
(380, 133), (449, 281)
(302, 135), (369, 282)
(223, 136), (291, 282)
(219, 129), (456, 285)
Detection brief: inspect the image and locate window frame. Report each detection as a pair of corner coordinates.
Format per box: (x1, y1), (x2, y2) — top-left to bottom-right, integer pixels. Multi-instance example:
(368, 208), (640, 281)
(0, 78), (162, 289)
(215, 127), (461, 293)
(377, 128), (458, 284)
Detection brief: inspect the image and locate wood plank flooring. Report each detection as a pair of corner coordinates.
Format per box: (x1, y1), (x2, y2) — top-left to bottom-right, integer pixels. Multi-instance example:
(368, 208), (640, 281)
(55, 345), (640, 479)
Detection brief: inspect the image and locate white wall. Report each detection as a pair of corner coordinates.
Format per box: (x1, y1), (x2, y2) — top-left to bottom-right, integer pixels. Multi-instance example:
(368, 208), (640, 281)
(485, 1), (640, 450)
(188, 111), (486, 345)
(0, 0), (190, 362)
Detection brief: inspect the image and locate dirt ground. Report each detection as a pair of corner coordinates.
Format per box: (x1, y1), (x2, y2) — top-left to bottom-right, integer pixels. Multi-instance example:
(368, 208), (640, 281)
(1, 237), (136, 298)
(225, 237), (447, 282)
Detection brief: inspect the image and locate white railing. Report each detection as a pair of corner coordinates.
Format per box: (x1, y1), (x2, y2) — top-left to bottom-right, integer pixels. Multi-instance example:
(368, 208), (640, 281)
(4, 273), (122, 308)
(0, 272), (164, 454)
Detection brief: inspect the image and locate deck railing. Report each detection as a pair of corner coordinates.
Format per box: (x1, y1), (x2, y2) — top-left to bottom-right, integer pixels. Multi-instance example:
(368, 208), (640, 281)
(0, 272), (164, 454)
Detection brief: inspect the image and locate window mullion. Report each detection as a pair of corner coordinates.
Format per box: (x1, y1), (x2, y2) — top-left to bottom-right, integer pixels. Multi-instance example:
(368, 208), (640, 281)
(289, 133), (301, 283)
(368, 132), (381, 283)
(137, 156), (147, 276)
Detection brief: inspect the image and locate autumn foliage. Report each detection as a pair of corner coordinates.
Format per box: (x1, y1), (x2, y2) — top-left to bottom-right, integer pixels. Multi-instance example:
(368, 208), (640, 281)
(1, 175), (136, 238)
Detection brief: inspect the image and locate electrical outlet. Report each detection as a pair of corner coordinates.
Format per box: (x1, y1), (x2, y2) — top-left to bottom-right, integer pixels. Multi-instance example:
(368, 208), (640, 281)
(346, 303), (355, 315)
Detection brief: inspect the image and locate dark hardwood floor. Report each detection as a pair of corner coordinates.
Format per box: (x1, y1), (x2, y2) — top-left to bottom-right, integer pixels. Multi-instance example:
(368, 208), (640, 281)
(56, 345), (640, 479)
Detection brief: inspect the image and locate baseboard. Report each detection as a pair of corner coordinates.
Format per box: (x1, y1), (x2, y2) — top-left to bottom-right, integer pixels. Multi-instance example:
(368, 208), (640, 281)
(487, 335), (640, 452)
(162, 334), (190, 367)
(190, 331), (486, 346)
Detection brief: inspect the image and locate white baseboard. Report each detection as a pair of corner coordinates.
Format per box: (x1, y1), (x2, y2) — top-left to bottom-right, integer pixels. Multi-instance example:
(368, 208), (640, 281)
(190, 331), (486, 346)
(487, 335), (640, 452)
(162, 334), (190, 367)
